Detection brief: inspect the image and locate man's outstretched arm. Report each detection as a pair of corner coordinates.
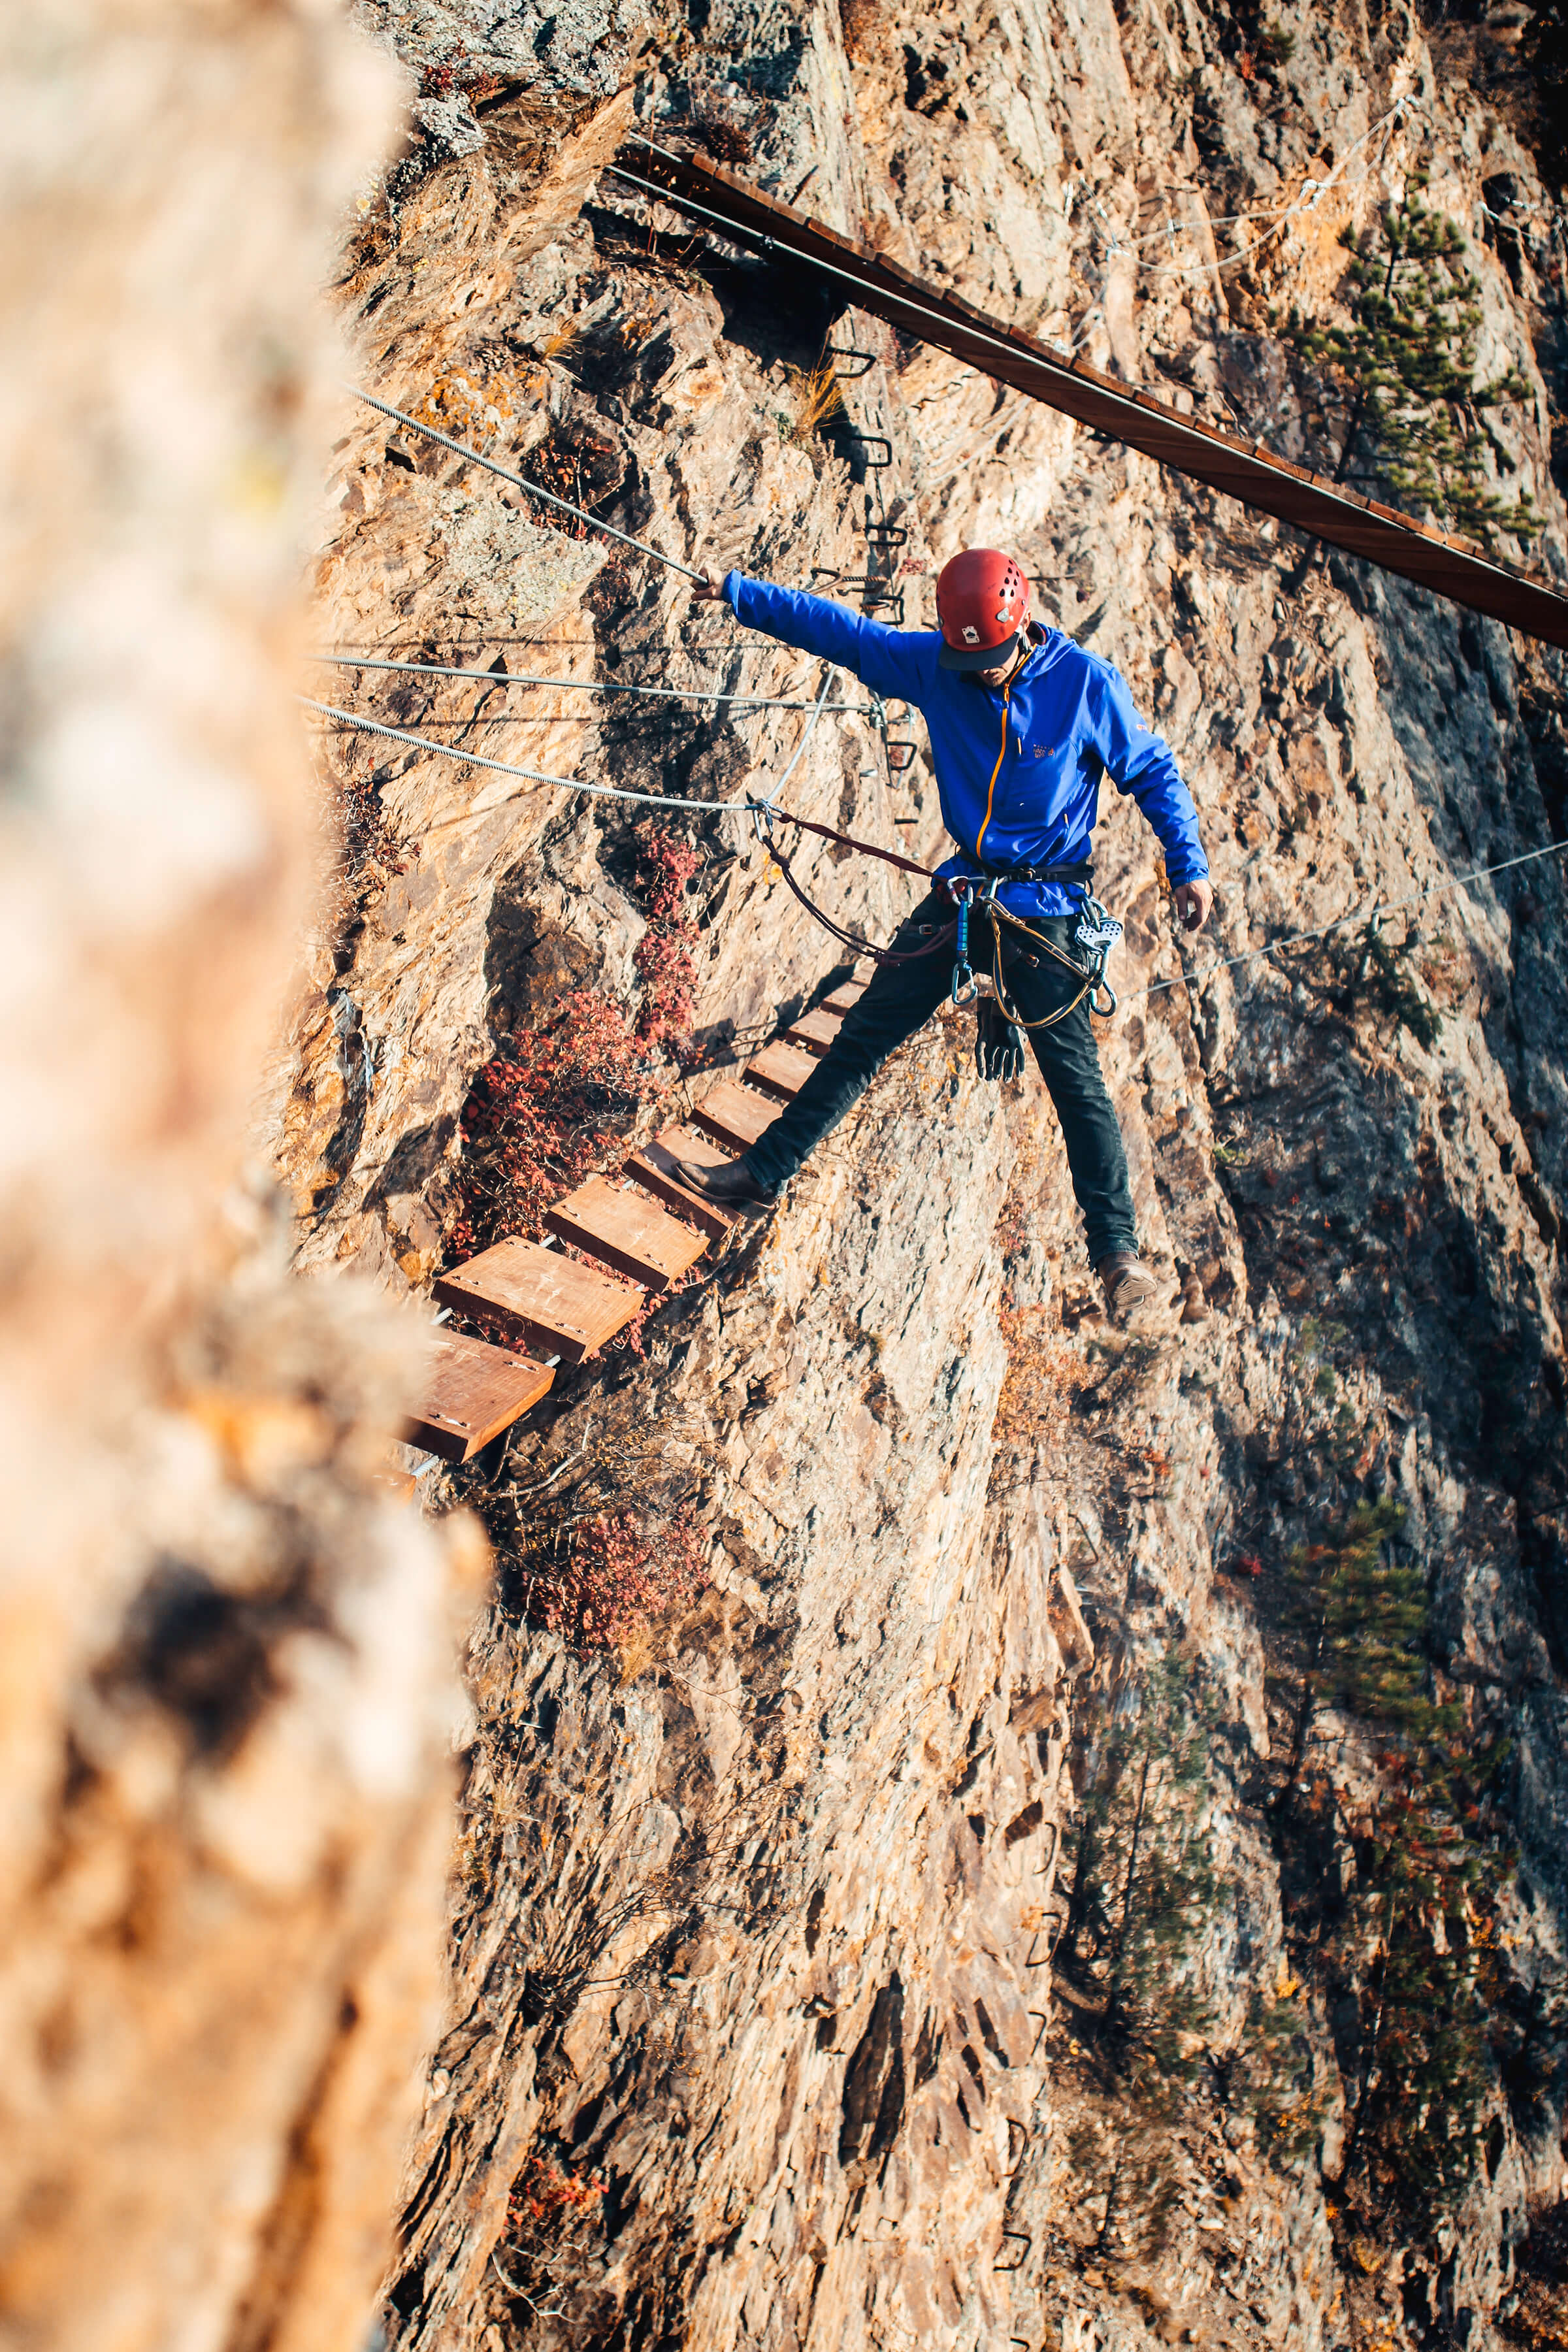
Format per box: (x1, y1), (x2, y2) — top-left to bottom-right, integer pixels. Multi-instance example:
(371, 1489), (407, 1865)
(1092, 664), (1213, 934)
(693, 567), (931, 704)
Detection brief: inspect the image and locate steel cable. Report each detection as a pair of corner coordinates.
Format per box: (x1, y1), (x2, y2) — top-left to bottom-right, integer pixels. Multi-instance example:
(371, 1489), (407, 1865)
(1133, 836), (1568, 1004)
(346, 383), (708, 580)
(310, 649), (878, 714)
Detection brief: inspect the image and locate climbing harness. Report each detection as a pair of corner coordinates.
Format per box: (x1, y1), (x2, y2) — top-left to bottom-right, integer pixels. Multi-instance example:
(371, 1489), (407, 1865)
(308, 702), (1568, 1028)
(985, 904), (1098, 1034)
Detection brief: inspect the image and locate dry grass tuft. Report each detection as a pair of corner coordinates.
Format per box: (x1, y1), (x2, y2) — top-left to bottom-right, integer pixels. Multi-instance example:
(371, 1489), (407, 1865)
(783, 361), (845, 441)
(539, 319), (581, 365)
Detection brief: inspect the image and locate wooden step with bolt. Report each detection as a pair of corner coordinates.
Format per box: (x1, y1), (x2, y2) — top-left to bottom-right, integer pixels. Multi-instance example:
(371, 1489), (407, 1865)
(691, 1079), (781, 1153)
(434, 1238), (642, 1364)
(747, 1041), (821, 1099)
(546, 1175), (708, 1291)
(627, 1125), (747, 1237)
(785, 1005), (843, 1054)
(404, 1327), (555, 1462)
(823, 981), (866, 1014)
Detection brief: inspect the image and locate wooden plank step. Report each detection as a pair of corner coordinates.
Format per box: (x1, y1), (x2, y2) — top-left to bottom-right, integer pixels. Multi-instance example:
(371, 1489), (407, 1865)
(404, 1327), (554, 1462)
(786, 1005), (843, 1054)
(747, 1041), (821, 1099)
(691, 1079), (781, 1152)
(434, 1238), (641, 1364)
(546, 1175), (707, 1291)
(823, 982), (866, 1014)
(627, 1125), (746, 1238)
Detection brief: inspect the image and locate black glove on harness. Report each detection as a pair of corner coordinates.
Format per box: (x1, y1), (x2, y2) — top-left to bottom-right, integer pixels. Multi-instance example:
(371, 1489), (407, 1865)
(975, 995), (1025, 1083)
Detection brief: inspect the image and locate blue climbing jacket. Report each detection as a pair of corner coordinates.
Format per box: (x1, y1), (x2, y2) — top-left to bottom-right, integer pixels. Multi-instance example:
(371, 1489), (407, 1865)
(725, 572), (1209, 918)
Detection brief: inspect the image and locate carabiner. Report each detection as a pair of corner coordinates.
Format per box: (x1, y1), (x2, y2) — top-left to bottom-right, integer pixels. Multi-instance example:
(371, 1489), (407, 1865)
(949, 879), (977, 1007)
(1090, 977), (1119, 1019)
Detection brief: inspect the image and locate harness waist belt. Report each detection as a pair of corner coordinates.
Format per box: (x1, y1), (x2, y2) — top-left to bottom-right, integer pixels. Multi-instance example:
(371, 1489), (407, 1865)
(963, 859), (1093, 887)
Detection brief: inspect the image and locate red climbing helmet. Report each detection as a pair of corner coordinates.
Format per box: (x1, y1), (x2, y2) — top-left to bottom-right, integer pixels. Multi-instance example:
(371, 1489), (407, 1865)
(935, 547), (1030, 671)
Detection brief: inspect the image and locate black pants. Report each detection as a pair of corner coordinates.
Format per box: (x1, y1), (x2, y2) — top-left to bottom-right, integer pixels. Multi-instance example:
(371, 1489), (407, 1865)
(745, 892), (1139, 1264)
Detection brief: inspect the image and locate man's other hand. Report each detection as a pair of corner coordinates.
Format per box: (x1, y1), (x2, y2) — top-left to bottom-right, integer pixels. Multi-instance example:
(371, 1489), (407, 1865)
(691, 566), (728, 602)
(1174, 878), (1213, 934)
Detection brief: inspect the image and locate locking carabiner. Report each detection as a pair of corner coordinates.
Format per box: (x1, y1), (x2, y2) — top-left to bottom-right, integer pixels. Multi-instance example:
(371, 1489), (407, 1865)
(950, 880), (978, 1007)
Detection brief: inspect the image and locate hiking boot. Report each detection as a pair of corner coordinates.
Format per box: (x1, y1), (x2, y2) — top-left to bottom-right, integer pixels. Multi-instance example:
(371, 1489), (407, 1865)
(668, 1152), (778, 1212)
(1097, 1252), (1160, 1324)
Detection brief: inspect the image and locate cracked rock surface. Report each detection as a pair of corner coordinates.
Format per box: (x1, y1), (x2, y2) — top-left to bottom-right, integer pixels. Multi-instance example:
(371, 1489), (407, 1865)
(270, 0), (1568, 2344)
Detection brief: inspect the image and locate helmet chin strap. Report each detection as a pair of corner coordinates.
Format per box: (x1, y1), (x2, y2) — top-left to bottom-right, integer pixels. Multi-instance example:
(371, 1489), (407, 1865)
(965, 630), (1030, 685)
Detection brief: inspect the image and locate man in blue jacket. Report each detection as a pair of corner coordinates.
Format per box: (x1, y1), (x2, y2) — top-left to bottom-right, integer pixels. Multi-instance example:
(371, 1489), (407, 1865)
(670, 547), (1213, 1322)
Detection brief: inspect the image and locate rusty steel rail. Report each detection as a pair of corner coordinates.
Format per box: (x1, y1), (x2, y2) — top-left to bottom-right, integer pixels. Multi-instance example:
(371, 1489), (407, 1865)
(613, 140), (1568, 653)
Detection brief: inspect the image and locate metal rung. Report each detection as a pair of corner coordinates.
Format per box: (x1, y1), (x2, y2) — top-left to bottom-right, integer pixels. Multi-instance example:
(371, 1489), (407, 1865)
(827, 342), (877, 378)
(847, 432), (893, 467)
(864, 524), (907, 545)
(885, 741), (916, 771)
(994, 2228), (1032, 2274)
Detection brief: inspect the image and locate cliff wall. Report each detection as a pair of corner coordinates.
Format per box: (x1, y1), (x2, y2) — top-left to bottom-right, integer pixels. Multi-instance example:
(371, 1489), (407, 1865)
(0, 11), (485, 2352)
(292, 0), (1568, 2340)
(6, 0), (1563, 2348)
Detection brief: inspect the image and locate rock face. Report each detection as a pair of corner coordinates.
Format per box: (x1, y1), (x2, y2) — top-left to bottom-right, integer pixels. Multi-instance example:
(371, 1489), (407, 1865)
(284, 0), (1568, 2347)
(0, 10), (487, 2352)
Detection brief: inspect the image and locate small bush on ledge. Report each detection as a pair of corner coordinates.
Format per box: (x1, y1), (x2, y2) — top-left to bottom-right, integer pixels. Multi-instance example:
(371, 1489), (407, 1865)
(451, 986), (668, 1255)
(529, 1505), (707, 1650)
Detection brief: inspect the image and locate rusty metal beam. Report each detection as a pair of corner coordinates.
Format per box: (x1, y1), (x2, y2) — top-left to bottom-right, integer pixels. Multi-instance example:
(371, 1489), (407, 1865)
(613, 141), (1568, 653)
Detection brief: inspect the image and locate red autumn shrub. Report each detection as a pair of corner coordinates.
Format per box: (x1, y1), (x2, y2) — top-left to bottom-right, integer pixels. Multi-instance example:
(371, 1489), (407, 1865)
(533, 1506), (706, 1648)
(446, 836), (702, 1271)
(632, 925), (696, 1045)
(451, 986), (666, 1255)
(508, 2152), (604, 2232)
(630, 824), (701, 1047)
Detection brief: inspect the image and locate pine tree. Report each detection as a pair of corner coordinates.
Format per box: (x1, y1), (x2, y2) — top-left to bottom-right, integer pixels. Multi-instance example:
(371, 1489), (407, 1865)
(1288, 168), (1536, 548)
(1060, 1657), (1222, 2095)
(1056, 1659), (1226, 2259)
(1273, 1500), (1459, 1806)
(1338, 1752), (1501, 2209)
(1269, 1503), (1510, 2217)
